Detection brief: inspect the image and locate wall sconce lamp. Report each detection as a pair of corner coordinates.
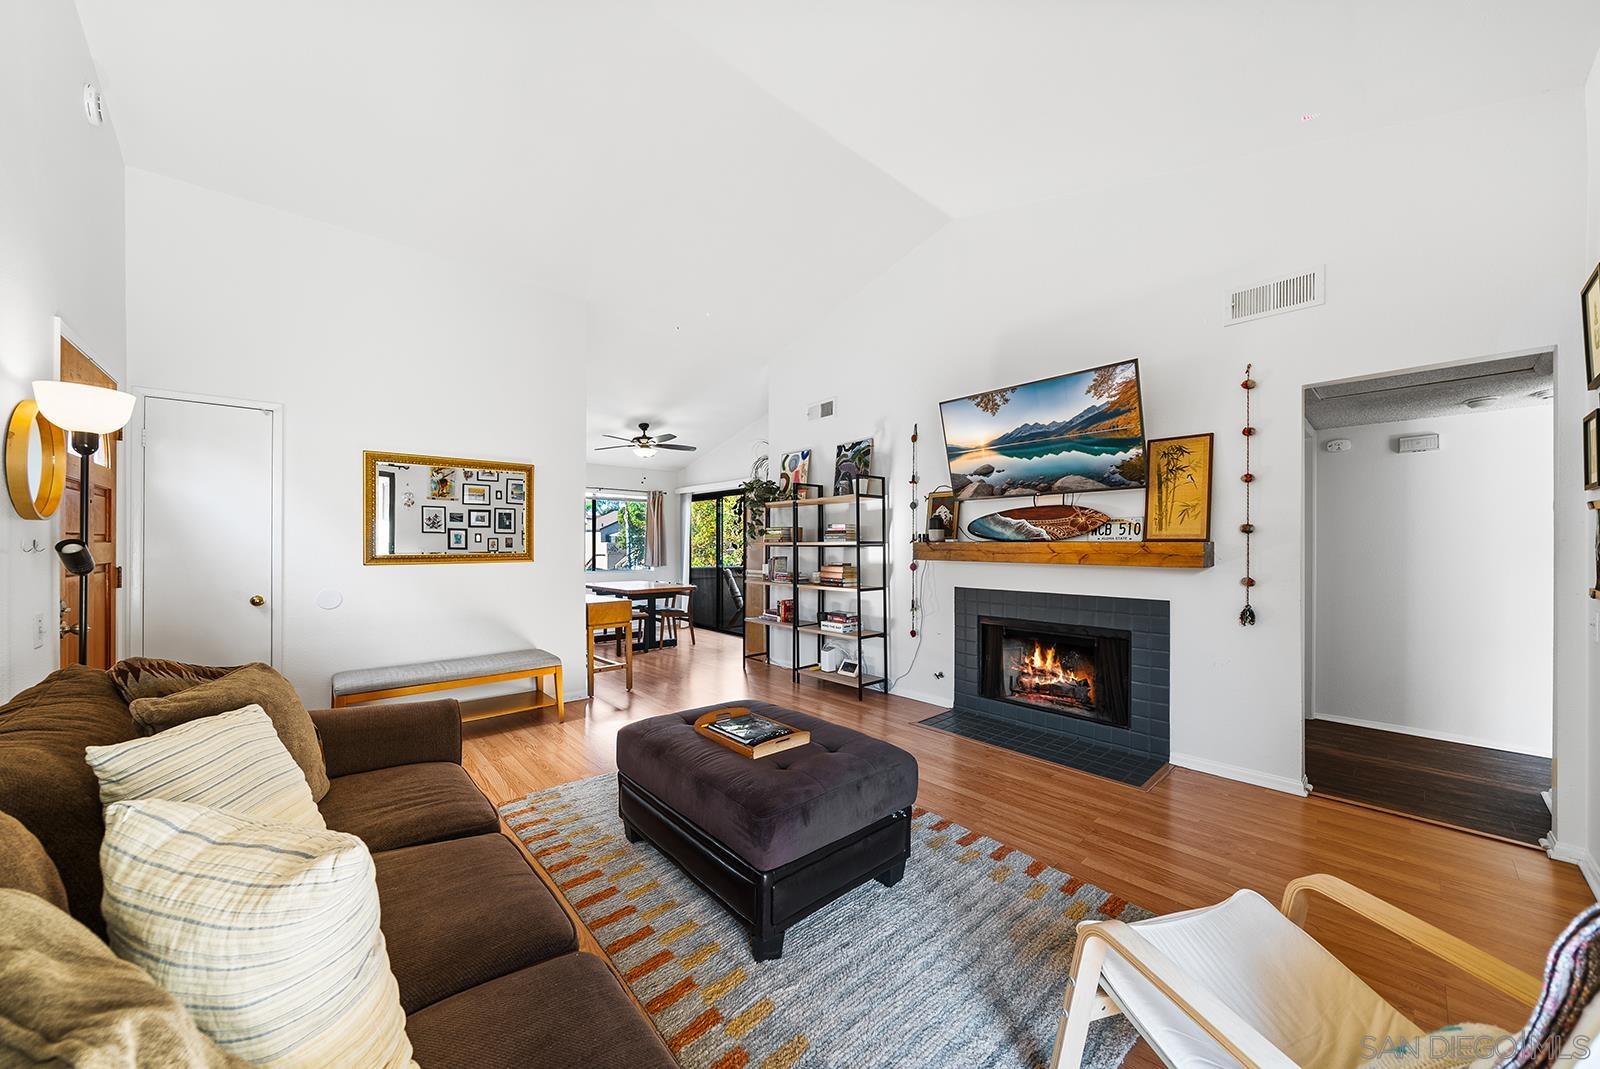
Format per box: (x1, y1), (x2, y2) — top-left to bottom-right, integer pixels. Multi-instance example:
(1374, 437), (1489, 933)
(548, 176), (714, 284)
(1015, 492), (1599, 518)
(31, 381), (135, 664)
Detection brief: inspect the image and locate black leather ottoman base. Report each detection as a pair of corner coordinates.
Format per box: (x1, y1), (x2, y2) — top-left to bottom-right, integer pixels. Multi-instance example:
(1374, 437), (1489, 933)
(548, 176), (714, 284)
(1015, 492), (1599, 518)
(618, 772), (910, 961)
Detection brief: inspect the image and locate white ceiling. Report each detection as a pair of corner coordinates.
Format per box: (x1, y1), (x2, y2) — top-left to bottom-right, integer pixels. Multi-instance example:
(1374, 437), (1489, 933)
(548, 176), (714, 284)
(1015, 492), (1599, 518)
(73, 1), (1600, 469)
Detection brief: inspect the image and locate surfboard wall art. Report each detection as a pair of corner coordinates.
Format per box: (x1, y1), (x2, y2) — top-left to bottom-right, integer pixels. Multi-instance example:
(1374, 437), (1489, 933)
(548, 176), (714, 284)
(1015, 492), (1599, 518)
(963, 504), (1112, 542)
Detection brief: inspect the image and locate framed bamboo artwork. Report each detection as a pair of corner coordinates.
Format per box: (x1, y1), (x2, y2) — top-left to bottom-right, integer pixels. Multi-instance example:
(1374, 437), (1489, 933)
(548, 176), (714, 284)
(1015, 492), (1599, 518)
(1585, 411), (1600, 492)
(1583, 262), (1600, 390)
(1143, 433), (1214, 541)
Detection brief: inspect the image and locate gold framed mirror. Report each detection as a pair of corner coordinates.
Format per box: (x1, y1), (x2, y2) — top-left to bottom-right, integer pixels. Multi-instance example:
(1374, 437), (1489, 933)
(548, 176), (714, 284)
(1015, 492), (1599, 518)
(363, 451), (534, 565)
(5, 400), (67, 520)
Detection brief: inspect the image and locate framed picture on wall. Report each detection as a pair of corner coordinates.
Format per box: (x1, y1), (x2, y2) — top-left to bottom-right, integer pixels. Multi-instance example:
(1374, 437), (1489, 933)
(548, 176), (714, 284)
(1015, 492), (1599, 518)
(1584, 263), (1600, 390)
(428, 467), (457, 500)
(1586, 410), (1600, 491)
(1143, 433), (1214, 541)
(474, 532), (484, 545)
(488, 537), (499, 552)
(473, 469), (500, 482)
(447, 528), (467, 550)
(1587, 409), (1600, 490)
(421, 505), (446, 533)
(506, 480), (526, 504)
(447, 509), (465, 525)
(468, 508), (491, 528)
(463, 484), (490, 505)
(494, 507), (516, 533)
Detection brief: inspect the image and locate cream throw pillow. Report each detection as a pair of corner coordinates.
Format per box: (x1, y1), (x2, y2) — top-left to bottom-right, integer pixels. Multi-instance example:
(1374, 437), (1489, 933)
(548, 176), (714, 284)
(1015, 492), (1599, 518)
(100, 799), (414, 1068)
(86, 705), (324, 829)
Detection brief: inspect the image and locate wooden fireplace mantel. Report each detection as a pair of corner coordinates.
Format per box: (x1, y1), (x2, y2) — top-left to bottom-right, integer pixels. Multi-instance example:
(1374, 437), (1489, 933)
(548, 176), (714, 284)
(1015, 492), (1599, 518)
(911, 539), (1213, 569)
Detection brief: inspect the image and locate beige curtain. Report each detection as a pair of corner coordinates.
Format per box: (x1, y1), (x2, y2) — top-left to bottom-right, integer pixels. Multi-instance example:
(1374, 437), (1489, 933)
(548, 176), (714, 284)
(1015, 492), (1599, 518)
(644, 490), (667, 567)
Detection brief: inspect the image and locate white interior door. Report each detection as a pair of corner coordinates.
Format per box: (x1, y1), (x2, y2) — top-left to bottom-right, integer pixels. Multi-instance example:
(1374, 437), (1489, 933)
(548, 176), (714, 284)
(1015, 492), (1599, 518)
(140, 396), (276, 665)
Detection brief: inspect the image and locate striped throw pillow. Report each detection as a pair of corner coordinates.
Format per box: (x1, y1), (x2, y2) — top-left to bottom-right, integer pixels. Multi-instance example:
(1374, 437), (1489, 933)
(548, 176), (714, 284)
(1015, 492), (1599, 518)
(86, 705), (324, 829)
(100, 800), (415, 1068)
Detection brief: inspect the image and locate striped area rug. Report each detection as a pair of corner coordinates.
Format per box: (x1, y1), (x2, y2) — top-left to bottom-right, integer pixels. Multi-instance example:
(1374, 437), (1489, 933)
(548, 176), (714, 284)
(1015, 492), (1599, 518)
(500, 775), (1145, 1069)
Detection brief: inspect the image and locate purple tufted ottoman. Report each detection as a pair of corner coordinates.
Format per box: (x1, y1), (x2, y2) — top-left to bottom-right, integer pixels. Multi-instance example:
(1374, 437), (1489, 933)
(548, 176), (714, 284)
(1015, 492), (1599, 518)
(616, 700), (918, 960)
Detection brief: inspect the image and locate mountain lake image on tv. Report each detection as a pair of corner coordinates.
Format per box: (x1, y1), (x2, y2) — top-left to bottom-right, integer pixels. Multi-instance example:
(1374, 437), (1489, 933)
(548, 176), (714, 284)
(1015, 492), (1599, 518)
(940, 359), (1148, 496)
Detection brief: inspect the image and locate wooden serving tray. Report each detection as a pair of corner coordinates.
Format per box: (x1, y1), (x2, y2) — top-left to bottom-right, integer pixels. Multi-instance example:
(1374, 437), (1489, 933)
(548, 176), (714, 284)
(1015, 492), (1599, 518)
(694, 708), (812, 760)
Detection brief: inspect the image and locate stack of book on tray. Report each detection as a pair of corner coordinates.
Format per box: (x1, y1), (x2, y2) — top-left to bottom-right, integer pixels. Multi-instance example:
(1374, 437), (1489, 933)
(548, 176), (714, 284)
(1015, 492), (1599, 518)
(695, 709), (811, 760)
(817, 562), (857, 587)
(818, 610), (860, 635)
(823, 523), (856, 542)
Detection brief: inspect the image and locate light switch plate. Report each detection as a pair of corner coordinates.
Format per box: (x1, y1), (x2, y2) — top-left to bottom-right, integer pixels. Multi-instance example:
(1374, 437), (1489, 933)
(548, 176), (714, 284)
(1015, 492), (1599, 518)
(32, 614), (45, 650)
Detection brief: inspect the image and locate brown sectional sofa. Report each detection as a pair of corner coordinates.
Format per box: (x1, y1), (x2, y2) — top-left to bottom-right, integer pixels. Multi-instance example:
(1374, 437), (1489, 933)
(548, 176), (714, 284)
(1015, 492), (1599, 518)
(0, 665), (677, 1069)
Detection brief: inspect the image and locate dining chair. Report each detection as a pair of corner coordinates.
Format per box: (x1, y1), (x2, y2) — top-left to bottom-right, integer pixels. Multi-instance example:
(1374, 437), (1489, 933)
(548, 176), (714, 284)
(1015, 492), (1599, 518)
(659, 588), (695, 646)
(1050, 873), (1598, 1069)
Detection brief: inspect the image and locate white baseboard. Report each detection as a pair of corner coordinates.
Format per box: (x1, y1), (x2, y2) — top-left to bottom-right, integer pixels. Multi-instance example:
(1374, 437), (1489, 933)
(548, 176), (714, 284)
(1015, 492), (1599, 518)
(1545, 839), (1600, 901)
(885, 683), (947, 710)
(1310, 713), (1550, 759)
(1171, 751), (1309, 796)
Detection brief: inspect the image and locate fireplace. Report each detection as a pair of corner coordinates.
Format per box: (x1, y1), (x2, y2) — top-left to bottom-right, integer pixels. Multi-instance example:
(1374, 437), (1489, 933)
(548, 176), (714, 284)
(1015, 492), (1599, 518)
(979, 617), (1131, 728)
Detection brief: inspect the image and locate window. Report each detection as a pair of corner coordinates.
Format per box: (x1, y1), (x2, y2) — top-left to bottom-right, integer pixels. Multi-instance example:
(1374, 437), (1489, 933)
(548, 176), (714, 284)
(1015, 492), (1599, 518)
(584, 490), (648, 571)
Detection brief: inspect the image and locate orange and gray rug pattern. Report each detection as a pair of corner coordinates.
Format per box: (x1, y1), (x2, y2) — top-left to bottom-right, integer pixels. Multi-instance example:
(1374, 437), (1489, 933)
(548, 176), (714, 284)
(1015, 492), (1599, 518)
(501, 774), (1145, 1069)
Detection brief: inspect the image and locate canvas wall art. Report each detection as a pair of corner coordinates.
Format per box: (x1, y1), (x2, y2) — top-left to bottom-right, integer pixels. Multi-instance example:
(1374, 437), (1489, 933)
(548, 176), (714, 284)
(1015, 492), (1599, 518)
(1144, 433), (1213, 541)
(778, 449), (812, 496)
(833, 438), (873, 495)
(940, 360), (1147, 496)
(428, 467), (456, 500)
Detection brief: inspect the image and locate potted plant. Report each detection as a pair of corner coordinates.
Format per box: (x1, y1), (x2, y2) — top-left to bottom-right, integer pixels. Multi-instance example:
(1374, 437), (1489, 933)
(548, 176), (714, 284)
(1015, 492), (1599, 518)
(741, 455), (783, 541)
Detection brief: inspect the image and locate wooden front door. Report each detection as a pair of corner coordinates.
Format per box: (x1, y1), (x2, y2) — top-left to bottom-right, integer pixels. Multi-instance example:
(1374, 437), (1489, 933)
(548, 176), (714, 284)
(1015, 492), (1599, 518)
(59, 338), (119, 669)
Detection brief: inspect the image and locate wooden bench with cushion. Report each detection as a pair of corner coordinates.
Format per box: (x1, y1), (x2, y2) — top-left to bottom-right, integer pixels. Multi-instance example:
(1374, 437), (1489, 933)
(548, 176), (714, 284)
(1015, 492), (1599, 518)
(331, 648), (564, 723)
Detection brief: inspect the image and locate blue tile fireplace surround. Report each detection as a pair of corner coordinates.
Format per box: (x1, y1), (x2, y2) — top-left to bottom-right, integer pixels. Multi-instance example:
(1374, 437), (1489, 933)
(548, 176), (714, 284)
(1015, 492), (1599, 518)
(919, 587), (1171, 787)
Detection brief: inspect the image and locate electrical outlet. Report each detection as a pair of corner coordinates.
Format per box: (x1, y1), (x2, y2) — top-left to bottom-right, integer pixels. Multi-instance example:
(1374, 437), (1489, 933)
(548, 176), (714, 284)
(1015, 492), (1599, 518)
(32, 613), (45, 650)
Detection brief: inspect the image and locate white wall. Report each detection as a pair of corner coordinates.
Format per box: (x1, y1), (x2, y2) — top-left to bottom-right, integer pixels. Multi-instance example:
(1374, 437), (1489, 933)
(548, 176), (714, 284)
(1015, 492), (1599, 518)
(124, 170), (588, 703)
(680, 415), (768, 489)
(770, 90), (1590, 801)
(1580, 48), (1600, 889)
(585, 463), (681, 582)
(0, 1), (125, 700)
(1311, 407), (1553, 756)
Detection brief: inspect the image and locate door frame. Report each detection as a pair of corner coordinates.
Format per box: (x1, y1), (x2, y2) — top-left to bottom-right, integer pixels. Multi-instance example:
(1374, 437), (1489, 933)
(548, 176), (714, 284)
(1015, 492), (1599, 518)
(125, 387), (286, 670)
(689, 487), (746, 635)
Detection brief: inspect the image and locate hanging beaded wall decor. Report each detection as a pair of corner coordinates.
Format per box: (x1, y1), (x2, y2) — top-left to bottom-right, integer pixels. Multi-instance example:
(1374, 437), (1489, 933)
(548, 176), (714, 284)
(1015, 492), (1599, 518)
(1239, 365), (1257, 626)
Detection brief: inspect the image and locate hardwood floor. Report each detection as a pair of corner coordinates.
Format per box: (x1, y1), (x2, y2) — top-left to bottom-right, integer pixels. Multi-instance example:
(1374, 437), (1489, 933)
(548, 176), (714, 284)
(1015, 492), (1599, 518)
(1306, 718), (1552, 846)
(463, 629), (1591, 1064)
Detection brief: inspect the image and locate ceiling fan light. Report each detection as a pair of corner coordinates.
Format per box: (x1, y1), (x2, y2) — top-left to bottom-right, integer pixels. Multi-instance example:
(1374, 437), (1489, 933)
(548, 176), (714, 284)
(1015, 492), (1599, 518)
(633, 443), (656, 459)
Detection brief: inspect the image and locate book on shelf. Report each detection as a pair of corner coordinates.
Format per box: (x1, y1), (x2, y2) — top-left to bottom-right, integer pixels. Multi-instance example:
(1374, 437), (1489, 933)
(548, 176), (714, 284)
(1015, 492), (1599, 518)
(778, 599), (796, 623)
(764, 527), (794, 542)
(694, 708), (812, 760)
(822, 523), (857, 542)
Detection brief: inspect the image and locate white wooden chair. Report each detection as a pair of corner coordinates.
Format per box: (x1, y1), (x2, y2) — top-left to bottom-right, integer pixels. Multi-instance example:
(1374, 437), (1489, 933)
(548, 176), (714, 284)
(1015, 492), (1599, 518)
(1050, 873), (1594, 1069)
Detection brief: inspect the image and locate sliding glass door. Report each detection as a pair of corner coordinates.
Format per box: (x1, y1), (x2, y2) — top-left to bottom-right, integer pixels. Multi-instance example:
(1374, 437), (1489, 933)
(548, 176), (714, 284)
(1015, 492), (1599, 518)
(688, 490), (746, 634)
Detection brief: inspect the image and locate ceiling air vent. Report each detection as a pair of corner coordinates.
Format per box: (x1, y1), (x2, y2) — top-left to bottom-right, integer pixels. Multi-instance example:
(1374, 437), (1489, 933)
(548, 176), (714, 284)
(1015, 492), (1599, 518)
(1227, 266), (1325, 326)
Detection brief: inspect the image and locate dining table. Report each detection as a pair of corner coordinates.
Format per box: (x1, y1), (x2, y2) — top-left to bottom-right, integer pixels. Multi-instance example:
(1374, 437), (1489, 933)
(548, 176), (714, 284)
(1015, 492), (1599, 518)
(584, 580), (695, 652)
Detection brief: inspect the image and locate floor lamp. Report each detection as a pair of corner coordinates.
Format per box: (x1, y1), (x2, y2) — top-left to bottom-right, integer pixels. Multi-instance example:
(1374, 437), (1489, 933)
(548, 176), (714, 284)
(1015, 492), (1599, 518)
(32, 381), (136, 665)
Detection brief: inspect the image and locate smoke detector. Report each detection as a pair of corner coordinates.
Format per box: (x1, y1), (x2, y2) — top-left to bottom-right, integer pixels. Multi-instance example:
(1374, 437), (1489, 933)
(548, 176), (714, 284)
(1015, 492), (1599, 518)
(1462, 396), (1498, 410)
(82, 84), (104, 126)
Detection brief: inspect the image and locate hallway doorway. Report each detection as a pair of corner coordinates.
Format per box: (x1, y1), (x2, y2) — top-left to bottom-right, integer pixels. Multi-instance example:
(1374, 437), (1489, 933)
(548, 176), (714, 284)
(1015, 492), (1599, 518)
(1302, 350), (1555, 845)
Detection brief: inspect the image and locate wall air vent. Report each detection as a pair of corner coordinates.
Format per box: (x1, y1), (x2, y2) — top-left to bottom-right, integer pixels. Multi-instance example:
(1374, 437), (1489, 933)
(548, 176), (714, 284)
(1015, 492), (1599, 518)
(807, 398), (835, 421)
(1226, 266), (1325, 326)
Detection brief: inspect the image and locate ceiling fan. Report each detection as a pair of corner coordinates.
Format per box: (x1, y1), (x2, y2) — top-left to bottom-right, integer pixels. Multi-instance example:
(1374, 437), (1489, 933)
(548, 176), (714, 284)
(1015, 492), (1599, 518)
(596, 422), (698, 459)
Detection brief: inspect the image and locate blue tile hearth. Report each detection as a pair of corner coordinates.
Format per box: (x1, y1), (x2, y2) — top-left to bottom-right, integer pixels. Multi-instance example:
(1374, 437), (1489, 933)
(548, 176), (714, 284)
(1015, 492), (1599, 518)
(917, 708), (1169, 788)
(941, 587), (1172, 785)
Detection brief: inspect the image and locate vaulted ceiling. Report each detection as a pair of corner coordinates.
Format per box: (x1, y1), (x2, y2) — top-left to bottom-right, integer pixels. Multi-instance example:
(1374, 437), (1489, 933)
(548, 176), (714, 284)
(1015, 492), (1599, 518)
(74, 1), (1600, 468)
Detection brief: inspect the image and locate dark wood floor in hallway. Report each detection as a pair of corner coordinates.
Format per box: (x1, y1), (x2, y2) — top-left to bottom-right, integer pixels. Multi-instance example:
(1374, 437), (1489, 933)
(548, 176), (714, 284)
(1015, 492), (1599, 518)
(462, 630), (1590, 1065)
(1305, 718), (1552, 845)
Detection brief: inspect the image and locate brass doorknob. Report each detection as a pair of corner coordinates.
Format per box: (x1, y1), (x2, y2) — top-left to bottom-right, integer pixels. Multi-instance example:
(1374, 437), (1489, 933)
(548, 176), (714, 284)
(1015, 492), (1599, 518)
(249, 595), (265, 607)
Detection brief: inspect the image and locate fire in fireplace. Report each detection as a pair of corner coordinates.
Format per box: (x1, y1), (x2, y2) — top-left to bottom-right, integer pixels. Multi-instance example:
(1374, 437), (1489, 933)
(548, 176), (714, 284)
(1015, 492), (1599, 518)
(979, 617), (1131, 728)
(1006, 637), (1096, 713)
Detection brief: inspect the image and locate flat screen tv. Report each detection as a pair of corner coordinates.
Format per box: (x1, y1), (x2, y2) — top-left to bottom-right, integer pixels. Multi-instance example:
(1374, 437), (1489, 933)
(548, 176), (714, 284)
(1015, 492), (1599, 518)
(939, 359), (1147, 496)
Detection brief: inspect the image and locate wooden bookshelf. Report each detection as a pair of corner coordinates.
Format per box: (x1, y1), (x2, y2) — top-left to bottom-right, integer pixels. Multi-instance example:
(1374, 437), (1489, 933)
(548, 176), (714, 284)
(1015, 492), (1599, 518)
(912, 539), (1213, 569)
(744, 478), (889, 699)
